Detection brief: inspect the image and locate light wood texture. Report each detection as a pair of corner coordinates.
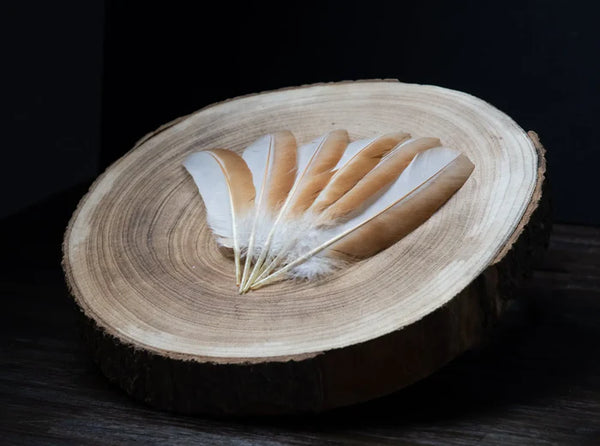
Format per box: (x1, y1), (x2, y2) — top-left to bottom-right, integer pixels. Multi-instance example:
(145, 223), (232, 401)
(63, 80), (549, 414)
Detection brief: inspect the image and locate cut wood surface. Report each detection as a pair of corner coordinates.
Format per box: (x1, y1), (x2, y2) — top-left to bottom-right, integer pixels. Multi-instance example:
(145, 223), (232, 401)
(62, 80), (550, 414)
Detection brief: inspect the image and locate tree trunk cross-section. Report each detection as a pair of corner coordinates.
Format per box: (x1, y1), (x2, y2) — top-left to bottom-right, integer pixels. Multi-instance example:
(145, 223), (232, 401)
(63, 80), (550, 415)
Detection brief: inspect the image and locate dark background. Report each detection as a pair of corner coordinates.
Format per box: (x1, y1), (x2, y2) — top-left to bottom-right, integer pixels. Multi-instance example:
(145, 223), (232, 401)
(2, 2), (600, 443)
(3, 0), (600, 224)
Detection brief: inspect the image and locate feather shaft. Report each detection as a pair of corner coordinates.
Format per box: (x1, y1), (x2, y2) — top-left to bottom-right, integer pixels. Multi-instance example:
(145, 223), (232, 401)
(243, 130), (348, 290)
(252, 137), (440, 286)
(239, 131), (297, 291)
(252, 148), (474, 288)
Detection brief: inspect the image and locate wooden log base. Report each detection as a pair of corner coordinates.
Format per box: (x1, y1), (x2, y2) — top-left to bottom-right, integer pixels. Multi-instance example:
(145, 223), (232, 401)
(63, 80), (550, 415)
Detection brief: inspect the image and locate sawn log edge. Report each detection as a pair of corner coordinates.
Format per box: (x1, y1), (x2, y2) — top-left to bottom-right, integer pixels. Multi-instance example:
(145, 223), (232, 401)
(62, 81), (550, 415)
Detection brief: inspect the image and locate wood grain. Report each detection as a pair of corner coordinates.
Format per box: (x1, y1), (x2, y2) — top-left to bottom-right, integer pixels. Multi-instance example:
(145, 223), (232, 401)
(62, 80), (548, 414)
(3, 183), (598, 443)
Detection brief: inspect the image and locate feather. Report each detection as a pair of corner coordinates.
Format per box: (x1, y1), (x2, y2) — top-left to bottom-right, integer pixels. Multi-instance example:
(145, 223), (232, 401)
(331, 151), (475, 259)
(309, 132), (410, 214)
(242, 131), (297, 213)
(183, 149), (255, 284)
(241, 130), (349, 290)
(251, 147), (474, 289)
(318, 137), (442, 224)
(239, 131), (297, 290)
(286, 129), (350, 216)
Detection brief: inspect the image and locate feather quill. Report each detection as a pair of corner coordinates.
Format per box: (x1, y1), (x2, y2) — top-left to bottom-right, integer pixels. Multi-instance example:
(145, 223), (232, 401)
(252, 147), (474, 288)
(252, 132), (410, 284)
(251, 137), (441, 283)
(240, 131), (297, 290)
(242, 130), (349, 290)
(183, 149), (255, 284)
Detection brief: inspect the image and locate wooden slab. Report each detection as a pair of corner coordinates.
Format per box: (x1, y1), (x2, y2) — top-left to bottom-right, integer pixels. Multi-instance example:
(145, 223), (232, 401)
(63, 80), (550, 414)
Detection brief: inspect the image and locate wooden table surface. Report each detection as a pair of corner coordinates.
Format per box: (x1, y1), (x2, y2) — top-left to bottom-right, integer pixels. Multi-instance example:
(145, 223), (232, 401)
(1, 186), (599, 445)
